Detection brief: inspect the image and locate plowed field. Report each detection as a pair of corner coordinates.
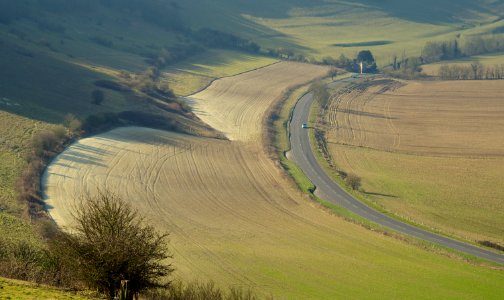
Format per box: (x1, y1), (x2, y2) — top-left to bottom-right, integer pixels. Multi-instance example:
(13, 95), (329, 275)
(43, 65), (504, 299)
(188, 62), (326, 142)
(324, 80), (504, 243)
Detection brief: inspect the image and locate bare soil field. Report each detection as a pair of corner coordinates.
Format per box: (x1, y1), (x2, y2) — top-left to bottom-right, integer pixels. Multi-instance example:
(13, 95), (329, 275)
(43, 65), (504, 299)
(324, 80), (504, 243)
(188, 62), (327, 142)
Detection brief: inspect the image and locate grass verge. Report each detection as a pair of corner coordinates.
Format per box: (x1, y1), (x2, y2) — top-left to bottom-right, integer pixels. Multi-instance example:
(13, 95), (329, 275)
(272, 77), (503, 266)
(0, 277), (95, 300)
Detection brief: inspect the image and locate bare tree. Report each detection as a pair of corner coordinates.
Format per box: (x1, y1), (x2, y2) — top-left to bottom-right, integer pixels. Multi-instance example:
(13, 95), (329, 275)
(310, 80), (330, 108)
(63, 191), (173, 300)
(329, 68), (338, 80)
(345, 173), (361, 191)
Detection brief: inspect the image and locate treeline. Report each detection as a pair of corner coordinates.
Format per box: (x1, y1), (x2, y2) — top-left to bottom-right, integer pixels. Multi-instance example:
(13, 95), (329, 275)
(267, 50), (378, 73)
(422, 35), (504, 63)
(17, 116), (81, 218)
(193, 28), (260, 53)
(439, 63), (504, 80)
(385, 34), (504, 79)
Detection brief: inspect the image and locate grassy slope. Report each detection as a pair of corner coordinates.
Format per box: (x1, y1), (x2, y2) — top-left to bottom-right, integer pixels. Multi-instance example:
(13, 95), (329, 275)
(165, 49), (278, 96)
(0, 1), (278, 286)
(321, 80), (504, 244)
(178, 0), (503, 64)
(258, 78), (504, 299)
(0, 277), (92, 300)
(1, 0), (503, 297)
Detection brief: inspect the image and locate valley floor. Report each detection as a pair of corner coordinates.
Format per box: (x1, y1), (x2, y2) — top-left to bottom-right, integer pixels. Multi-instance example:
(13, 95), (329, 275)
(43, 63), (504, 299)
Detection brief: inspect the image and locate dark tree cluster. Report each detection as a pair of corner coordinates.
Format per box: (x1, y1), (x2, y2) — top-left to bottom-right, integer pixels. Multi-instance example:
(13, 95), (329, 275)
(320, 51), (377, 73)
(193, 28), (260, 53)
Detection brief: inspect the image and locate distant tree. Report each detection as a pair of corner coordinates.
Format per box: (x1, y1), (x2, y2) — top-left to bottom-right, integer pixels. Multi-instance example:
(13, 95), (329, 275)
(63, 113), (82, 134)
(310, 80), (330, 108)
(62, 191), (173, 300)
(31, 130), (58, 157)
(274, 47), (295, 59)
(337, 54), (351, 66)
(322, 56), (337, 66)
(470, 62), (483, 80)
(357, 50), (375, 64)
(91, 89), (105, 105)
(51, 125), (67, 140)
(356, 50), (377, 73)
(345, 173), (361, 190)
(329, 68), (338, 80)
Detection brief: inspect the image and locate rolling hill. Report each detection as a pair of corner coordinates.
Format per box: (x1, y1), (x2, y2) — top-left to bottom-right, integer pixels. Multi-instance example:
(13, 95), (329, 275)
(1, 0), (503, 298)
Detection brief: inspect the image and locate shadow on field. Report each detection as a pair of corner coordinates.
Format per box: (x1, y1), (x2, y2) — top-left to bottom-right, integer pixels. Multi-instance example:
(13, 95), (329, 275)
(363, 191), (398, 198)
(336, 108), (397, 120)
(93, 128), (198, 148)
(57, 146), (108, 168)
(355, 0), (493, 23)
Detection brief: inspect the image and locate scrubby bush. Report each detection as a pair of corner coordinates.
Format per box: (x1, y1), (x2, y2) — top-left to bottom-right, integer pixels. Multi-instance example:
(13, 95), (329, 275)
(142, 281), (261, 300)
(0, 239), (74, 287)
(17, 126), (71, 217)
(63, 113), (82, 134)
(310, 81), (329, 108)
(345, 173), (362, 190)
(82, 112), (122, 134)
(59, 191), (173, 300)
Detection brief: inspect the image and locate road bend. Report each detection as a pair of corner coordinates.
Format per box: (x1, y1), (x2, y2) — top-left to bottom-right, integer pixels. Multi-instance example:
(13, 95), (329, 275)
(288, 77), (504, 264)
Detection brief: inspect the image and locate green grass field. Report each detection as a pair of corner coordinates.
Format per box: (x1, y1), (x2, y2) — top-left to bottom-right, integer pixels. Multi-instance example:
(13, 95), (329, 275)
(329, 144), (504, 243)
(318, 80), (504, 245)
(0, 277), (93, 300)
(165, 49), (278, 96)
(0, 112), (56, 245)
(178, 0), (504, 65)
(1, 1), (504, 298)
(266, 78), (504, 299)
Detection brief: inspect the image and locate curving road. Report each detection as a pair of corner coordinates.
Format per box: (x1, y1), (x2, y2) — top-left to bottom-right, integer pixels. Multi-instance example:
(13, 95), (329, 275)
(288, 77), (504, 264)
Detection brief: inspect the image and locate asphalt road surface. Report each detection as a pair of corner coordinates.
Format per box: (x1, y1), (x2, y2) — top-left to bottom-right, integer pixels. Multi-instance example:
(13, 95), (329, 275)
(288, 77), (504, 264)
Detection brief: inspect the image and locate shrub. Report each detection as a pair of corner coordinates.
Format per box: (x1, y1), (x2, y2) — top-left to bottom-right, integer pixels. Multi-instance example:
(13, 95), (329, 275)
(60, 191), (173, 300)
(345, 173), (361, 190)
(142, 281), (261, 300)
(82, 112), (121, 134)
(310, 81), (329, 108)
(63, 113), (82, 134)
